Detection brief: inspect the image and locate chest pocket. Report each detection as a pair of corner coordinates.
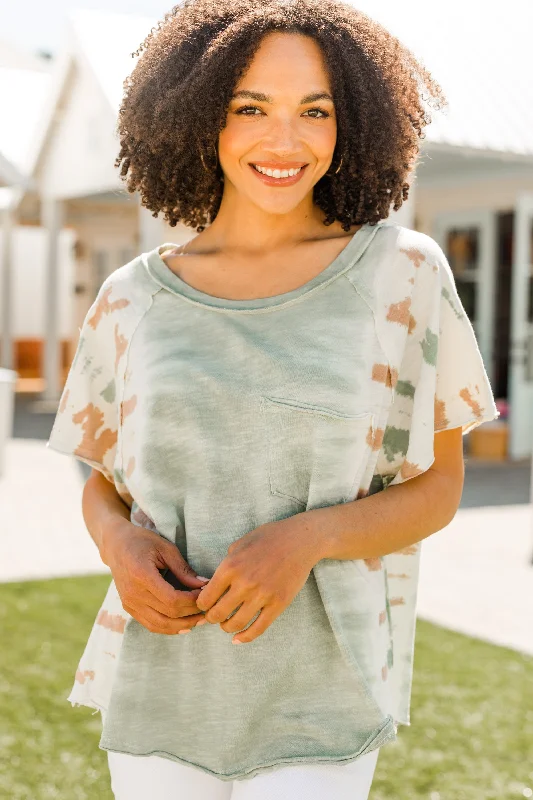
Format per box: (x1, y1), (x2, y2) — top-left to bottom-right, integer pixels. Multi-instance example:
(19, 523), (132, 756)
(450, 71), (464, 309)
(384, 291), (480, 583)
(259, 395), (376, 511)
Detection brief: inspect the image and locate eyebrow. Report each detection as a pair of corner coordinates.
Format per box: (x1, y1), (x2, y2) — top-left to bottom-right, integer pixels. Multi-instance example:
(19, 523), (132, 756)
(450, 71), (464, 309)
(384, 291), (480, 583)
(231, 90), (334, 104)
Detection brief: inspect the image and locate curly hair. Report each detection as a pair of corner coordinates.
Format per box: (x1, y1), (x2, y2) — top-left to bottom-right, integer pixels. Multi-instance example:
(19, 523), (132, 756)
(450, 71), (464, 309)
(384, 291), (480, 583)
(115, 0), (447, 232)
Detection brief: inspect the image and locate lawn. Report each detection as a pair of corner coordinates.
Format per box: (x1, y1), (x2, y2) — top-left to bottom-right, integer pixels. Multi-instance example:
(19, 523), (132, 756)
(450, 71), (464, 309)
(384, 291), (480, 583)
(0, 575), (531, 800)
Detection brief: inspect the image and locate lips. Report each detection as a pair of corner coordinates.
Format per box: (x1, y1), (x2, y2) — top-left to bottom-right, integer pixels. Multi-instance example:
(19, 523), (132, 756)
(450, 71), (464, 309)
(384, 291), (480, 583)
(250, 163), (308, 170)
(249, 163), (308, 186)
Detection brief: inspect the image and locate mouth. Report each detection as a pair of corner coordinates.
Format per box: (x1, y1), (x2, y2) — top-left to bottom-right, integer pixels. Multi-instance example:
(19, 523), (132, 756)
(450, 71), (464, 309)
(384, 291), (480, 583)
(248, 163), (308, 186)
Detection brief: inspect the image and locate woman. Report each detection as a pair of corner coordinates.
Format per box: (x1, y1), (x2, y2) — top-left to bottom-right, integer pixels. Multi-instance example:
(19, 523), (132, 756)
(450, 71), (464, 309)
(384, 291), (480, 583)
(47, 0), (499, 797)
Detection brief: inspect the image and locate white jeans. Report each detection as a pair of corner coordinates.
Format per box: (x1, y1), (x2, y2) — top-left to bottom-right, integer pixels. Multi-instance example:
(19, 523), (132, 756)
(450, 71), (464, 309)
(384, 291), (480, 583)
(106, 746), (380, 800)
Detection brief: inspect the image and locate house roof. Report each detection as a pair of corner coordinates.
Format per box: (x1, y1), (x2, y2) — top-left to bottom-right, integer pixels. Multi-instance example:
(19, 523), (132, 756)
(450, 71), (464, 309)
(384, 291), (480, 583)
(0, 150), (26, 188)
(68, 3), (533, 159)
(69, 9), (151, 114)
(0, 57), (51, 203)
(0, 37), (51, 72)
(353, 0), (533, 159)
(11, 1), (533, 209)
(0, 66), (51, 175)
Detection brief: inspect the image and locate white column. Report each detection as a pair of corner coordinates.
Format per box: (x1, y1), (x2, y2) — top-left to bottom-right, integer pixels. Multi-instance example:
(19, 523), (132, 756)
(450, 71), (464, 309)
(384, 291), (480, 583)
(0, 206), (15, 369)
(40, 196), (64, 406)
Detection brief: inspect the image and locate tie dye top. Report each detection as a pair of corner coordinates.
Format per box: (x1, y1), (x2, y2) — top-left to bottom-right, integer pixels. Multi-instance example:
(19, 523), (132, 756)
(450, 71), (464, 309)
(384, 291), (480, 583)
(47, 220), (498, 781)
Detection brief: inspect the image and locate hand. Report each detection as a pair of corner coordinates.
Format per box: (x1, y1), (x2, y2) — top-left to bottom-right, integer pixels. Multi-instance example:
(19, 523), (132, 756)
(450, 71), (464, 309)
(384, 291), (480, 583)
(104, 519), (210, 635)
(195, 517), (323, 644)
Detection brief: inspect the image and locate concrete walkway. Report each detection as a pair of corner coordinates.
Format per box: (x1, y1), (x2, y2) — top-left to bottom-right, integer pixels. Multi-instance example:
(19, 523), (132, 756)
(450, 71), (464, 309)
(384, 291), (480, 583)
(1, 436), (532, 656)
(0, 438), (110, 582)
(417, 502), (533, 655)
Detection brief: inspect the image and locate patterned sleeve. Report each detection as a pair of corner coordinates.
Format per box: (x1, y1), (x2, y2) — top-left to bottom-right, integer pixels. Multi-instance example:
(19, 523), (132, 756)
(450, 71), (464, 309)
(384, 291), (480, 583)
(375, 234), (499, 488)
(46, 278), (129, 483)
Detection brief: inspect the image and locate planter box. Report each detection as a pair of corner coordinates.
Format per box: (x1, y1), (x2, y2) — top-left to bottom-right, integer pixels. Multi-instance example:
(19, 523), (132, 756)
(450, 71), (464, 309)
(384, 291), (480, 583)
(468, 420), (508, 460)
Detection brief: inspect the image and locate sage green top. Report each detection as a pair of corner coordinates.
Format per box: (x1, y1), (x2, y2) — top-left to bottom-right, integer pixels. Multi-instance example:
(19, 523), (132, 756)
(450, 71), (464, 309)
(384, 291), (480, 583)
(47, 220), (498, 781)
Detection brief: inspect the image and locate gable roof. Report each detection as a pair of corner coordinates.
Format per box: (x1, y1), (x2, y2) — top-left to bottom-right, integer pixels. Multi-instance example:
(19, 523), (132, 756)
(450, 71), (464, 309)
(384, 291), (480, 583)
(69, 9), (151, 114)
(0, 59), (51, 204)
(353, 0), (533, 159)
(71, 3), (533, 159)
(0, 150), (27, 188)
(13, 1), (533, 208)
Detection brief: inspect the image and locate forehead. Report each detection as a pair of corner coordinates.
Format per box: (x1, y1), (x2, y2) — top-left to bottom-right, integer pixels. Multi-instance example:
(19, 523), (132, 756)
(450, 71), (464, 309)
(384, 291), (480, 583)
(235, 32), (331, 92)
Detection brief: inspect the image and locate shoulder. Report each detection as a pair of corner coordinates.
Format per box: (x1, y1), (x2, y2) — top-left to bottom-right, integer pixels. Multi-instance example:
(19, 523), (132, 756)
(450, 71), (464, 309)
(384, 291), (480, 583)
(373, 224), (454, 306)
(95, 251), (160, 307)
(373, 221), (446, 266)
(84, 252), (159, 335)
(349, 222), (444, 303)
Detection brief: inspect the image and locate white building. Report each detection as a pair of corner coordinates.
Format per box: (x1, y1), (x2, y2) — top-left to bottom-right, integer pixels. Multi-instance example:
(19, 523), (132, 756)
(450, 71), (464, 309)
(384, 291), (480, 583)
(3, 3), (533, 459)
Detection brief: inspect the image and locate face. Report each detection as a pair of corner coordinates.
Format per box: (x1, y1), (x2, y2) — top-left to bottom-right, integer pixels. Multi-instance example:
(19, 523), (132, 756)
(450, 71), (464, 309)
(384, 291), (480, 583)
(218, 32), (337, 216)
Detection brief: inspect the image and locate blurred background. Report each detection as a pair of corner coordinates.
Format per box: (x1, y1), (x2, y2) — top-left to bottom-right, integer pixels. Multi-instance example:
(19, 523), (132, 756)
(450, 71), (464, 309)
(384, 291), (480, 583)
(0, 1), (532, 798)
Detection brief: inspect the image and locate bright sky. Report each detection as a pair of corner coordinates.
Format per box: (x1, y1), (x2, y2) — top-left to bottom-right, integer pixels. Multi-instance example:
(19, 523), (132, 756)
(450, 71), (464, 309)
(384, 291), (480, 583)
(3, 0), (528, 58)
(1, 0), (171, 56)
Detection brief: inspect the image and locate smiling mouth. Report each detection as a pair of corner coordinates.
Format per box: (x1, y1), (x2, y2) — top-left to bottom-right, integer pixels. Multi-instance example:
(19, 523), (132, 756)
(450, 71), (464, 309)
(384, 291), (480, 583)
(249, 163), (308, 184)
(252, 164), (305, 176)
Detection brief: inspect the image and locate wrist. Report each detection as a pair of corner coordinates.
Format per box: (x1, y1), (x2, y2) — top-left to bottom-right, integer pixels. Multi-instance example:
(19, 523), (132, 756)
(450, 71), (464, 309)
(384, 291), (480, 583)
(292, 504), (357, 562)
(289, 510), (331, 566)
(98, 516), (130, 567)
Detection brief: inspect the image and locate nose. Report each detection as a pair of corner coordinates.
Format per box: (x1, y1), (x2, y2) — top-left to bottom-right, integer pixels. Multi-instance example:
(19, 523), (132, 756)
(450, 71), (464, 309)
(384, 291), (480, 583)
(262, 116), (301, 153)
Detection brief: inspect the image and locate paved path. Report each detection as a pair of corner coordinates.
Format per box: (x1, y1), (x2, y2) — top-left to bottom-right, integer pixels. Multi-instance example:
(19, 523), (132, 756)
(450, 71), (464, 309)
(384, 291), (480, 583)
(417, 503), (533, 655)
(1, 437), (532, 656)
(0, 438), (110, 582)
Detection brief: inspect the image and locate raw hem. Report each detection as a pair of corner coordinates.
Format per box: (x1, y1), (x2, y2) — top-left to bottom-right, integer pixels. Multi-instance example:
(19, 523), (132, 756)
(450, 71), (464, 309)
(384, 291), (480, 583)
(394, 716), (410, 727)
(435, 409), (500, 437)
(67, 688), (107, 717)
(99, 714), (397, 782)
(47, 439), (107, 469)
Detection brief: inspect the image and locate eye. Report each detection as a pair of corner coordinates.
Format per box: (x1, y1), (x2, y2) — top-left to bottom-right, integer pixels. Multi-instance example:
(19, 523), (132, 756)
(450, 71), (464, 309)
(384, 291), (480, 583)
(234, 105), (331, 118)
(235, 105), (263, 116)
(303, 108), (331, 119)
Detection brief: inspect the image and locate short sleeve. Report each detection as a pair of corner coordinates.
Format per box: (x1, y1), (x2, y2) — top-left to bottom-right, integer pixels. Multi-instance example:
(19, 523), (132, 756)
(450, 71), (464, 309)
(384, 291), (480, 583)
(46, 279), (126, 483)
(432, 250), (499, 435)
(374, 234), (499, 488)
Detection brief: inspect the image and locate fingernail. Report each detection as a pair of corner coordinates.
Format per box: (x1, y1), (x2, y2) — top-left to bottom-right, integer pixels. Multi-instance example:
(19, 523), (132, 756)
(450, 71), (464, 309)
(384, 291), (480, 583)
(232, 639), (243, 645)
(195, 619), (208, 626)
(178, 629), (192, 635)
(196, 576), (210, 582)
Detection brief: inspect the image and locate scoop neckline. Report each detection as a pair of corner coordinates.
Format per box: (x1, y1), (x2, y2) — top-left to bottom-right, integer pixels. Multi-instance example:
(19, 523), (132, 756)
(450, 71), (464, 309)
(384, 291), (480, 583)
(143, 221), (382, 311)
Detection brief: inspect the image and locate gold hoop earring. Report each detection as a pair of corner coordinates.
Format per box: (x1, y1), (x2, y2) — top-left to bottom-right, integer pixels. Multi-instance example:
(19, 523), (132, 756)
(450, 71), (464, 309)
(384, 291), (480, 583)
(198, 143), (217, 169)
(199, 143), (222, 178)
(326, 155), (343, 177)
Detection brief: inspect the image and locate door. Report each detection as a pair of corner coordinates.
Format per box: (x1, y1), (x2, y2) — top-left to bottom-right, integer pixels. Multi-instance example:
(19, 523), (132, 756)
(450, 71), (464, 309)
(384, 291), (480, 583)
(433, 210), (497, 385)
(509, 193), (533, 460)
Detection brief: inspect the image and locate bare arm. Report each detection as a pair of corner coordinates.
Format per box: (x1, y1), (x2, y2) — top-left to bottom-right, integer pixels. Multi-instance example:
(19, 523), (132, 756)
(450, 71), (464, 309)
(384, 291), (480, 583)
(289, 426), (465, 562)
(82, 469), (131, 566)
(82, 468), (211, 634)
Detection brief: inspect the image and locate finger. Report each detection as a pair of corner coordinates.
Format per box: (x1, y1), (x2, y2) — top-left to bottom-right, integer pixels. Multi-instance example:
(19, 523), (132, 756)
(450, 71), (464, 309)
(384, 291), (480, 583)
(219, 602), (260, 634)
(231, 606), (279, 644)
(125, 604), (206, 632)
(136, 562), (202, 608)
(203, 589), (245, 624)
(124, 604), (207, 635)
(195, 571), (232, 613)
(160, 546), (211, 590)
(134, 587), (204, 619)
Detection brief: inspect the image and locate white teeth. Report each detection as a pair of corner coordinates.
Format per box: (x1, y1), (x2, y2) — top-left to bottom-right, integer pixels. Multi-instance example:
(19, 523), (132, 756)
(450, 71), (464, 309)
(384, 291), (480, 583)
(253, 165), (303, 178)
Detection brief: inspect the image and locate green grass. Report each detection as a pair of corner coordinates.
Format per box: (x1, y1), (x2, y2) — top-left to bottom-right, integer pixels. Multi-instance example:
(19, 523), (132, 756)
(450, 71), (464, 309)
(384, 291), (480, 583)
(0, 575), (532, 800)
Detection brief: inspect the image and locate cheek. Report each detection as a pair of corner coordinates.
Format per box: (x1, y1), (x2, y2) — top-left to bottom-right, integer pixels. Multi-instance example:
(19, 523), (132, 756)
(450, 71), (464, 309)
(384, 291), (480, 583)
(308, 124), (337, 161)
(218, 120), (260, 161)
